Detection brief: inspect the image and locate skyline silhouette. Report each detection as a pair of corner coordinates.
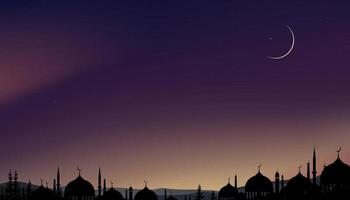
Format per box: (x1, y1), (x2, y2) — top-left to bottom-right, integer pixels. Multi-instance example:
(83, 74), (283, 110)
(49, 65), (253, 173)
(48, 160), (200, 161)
(1, 148), (349, 200)
(1, 0), (350, 191)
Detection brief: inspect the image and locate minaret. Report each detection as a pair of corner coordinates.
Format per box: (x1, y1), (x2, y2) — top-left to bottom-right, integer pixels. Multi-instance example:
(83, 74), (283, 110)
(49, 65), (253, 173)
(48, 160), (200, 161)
(98, 168), (102, 197)
(275, 171), (280, 194)
(27, 180), (32, 200)
(129, 186), (133, 200)
(307, 162), (311, 182)
(281, 175), (284, 189)
(234, 175), (237, 188)
(53, 178), (56, 194)
(103, 178), (107, 194)
(125, 188), (128, 200)
(312, 148), (317, 185)
(57, 168), (61, 197)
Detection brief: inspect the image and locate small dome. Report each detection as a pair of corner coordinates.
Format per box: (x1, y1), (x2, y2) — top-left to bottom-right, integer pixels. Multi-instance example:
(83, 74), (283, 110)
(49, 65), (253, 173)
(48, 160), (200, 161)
(245, 172), (273, 192)
(65, 175), (95, 197)
(321, 157), (350, 185)
(32, 186), (55, 200)
(218, 183), (238, 198)
(134, 187), (158, 200)
(285, 173), (312, 193)
(275, 171), (280, 177)
(102, 188), (124, 200)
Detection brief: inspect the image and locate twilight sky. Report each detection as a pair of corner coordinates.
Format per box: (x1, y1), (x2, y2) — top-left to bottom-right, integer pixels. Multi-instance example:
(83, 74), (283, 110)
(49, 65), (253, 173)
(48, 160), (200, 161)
(0, 0), (350, 190)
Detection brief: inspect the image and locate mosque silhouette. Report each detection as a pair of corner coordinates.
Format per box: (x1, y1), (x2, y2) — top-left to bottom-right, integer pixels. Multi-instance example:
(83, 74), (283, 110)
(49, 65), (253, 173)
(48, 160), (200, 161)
(1, 148), (349, 200)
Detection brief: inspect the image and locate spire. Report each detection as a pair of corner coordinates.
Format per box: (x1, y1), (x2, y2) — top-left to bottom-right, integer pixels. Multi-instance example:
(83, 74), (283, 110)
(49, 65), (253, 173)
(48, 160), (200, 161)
(312, 148), (317, 185)
(258, 164), (262, 173)
(234, 175), (237, 188)
(98, 168), (102, 197)
(144, 180), (148, 188)
(298, 165), (302, 173)
(227, 177), (231, 184)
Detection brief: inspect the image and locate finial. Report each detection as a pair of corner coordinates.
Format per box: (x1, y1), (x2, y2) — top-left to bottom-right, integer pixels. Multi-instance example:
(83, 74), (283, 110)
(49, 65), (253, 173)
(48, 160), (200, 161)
(337, 146), (342, 159)
(228, 177), (231, 184)
(258, 164), (262, 172)
(298, 165), (302, 173)
(45, 181), (49, 188)
(40, 179), (43, 186)
(144, 180), (148, 188)
(111, 181), (114, 188)
(77, 166), (82, 176)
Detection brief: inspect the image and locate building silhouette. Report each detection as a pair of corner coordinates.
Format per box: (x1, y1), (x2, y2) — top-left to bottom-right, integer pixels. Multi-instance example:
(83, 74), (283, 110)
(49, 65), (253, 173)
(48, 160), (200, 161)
(1, 148), (350, 200)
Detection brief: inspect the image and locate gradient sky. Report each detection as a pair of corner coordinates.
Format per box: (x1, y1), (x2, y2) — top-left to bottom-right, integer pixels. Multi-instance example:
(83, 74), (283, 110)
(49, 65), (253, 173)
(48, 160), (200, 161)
(0, 0), (350, 190)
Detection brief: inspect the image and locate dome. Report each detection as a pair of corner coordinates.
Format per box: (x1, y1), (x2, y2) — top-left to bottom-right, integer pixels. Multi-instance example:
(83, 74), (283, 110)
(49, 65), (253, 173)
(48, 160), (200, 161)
(218, 183), (238, 198)
(285, 173), (312, 193)
(134, 187), (158, 200)
(321, 157), (350, 185)
(102, 188), (124, 200)
(31, 186), (55, 200)
(245, 172), (273, 192)
(65, 175), (95, 197)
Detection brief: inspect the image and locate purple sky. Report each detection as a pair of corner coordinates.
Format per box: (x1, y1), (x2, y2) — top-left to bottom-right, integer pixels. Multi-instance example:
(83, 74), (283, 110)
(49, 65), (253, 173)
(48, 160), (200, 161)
(0, 1), (349, 189)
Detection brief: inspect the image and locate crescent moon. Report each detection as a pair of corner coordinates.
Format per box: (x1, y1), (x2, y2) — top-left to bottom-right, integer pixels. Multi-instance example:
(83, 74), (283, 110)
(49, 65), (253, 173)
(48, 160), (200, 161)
(267, 25), (295, 60)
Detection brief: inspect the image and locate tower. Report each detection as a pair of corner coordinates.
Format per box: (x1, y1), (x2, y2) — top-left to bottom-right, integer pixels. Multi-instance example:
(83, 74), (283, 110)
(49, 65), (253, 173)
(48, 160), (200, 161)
(53, 178), (56, 194)
(281, 175), (284, 189)
(312, 148), (317, 185)
(234, 175), (237, 188)
(275, 171), (280, 194)
(27, 180), (32, 200)
(98, 168), (102, 197)
(129, 186), (133, 200)
(125, 188), (128, 200)
(307, 162), (311, 182)
(57, 167), (61, 197)
(103, 178), (107, 194)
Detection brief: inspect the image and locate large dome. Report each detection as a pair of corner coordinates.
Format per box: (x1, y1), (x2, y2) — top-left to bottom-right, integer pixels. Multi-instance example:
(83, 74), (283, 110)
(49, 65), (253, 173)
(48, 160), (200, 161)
(321, 157), (350, 185)
(65, 175), (95, 197)
(285, 173), (312, 193)
(32, 186), (55, 200)
(102, 188), (124, 200)
(218, 183), (238, 198)
(245, 172), (273, 192)
(134, 187), (158, 200)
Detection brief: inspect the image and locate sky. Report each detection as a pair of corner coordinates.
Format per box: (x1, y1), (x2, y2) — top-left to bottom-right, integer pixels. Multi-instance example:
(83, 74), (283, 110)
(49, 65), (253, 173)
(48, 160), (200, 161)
(0, 0), (350, 190)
